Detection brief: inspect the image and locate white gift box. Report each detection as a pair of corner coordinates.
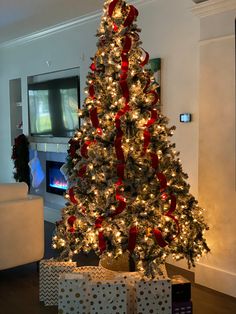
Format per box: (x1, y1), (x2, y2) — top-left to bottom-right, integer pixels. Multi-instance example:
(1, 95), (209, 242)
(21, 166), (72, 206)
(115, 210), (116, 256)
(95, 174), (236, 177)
(58, 273), (90, 314)
(58, 266), (116, 313)
(134, 278), (172, 314)
(72, 265), (115, 281)
(89, 280), (128, 314)
(115, 272), (141, 314)
(39, 259), (77, 306)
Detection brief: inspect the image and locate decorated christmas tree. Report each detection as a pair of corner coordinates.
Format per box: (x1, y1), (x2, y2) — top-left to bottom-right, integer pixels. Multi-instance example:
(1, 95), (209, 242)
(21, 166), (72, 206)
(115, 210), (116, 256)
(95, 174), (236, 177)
(53, 0), (210, 277)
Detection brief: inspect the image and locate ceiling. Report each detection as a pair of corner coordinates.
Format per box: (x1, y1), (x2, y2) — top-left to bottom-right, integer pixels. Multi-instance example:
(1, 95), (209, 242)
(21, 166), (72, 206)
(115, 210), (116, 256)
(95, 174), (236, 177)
(0, 0), (105, 44)
(0, 0), (207, 45)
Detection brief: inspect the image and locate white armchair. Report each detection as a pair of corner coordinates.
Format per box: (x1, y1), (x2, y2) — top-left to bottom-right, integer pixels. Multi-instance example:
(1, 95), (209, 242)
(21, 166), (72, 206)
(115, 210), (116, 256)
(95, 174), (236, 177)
(0, 182), (44, 270)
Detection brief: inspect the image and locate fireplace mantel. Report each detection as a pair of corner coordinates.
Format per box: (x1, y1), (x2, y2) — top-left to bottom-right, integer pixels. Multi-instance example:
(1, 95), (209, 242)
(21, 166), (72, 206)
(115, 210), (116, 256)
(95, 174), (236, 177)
(30, 142), (68, 153)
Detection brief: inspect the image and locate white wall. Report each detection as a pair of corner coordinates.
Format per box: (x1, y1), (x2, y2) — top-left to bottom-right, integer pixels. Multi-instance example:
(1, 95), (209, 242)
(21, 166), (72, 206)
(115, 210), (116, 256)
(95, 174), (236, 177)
(196, 4), (236, 297)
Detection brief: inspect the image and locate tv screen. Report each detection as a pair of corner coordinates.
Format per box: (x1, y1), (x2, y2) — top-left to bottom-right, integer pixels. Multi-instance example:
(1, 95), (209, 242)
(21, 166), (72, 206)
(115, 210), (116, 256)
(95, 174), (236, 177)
(28, 75), (80, 138)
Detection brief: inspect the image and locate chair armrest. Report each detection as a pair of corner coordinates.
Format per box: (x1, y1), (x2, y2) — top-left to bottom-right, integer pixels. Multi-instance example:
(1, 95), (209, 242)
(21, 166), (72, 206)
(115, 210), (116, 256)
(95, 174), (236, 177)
(0, 195), (45, 270)
(0, 182), (28, 202)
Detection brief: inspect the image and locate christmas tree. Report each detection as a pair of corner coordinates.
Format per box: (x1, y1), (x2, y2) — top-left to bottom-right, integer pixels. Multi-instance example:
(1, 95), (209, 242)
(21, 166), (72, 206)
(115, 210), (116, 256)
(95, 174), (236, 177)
(53, 0), (210, 277)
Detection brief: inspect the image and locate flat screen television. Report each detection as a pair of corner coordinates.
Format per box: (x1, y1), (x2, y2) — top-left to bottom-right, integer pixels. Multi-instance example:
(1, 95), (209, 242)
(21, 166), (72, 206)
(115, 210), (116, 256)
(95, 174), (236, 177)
(28, 74), (80, 138)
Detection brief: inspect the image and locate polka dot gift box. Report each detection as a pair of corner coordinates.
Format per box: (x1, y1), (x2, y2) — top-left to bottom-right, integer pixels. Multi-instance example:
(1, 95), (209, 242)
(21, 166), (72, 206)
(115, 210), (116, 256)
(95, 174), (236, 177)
(114, 272), (141, 314)
(58, 273), (90, 314)
(58, 266), (117, 314)
(89, 280), (128, 314)
(134, 278), (172, 314)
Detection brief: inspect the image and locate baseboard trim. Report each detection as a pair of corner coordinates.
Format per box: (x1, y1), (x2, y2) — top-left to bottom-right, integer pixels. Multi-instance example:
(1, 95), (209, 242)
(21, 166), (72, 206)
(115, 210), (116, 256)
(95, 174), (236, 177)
(195, 262), (236, 298)
(166, 257), (236, 297)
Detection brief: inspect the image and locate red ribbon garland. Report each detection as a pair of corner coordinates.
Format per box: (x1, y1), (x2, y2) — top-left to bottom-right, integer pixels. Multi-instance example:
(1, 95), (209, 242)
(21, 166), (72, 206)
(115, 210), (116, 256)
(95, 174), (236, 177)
(78, 164), (87, 178)
(80, 141), (94, 159)
(156, 172), (167, 191)
(108, 1), (138, 32)
(140, 56), (159, 155)
(117, 163), (125, 180)
(95, 216), (106, 253)
(119, 80), (130, 104)
(153, 228), (168, 248)
(123, 5), (139, 27)
(143, 77), (151, 93)
(128, 226), (138, 252)
(88, 82), (102, 135)
(89, 85), (95, 99)
(148, 154), (179, 246)
(67, 215), (76, 226)
(112, 35), (133, 218)
(143, 129), (151, 155)
(90, 107), (102, 135)
(123, 35), (132, 53)
(97, 1), (140, 253)
(114, 126), (125, 161)
(95, 216), (104, 229)
(148, 90), (159, 106)
(142, 109), (158, 155)
(98, 231), (106, 253)
(68, 188), (78, 205)
(140, 48), (150, 67)
(165, 194), (180, 236)
(150, 152), (159, 169)
(108, 0), (119, 17)
(111, 182), (126, 217)
(68, 138), (80, 159)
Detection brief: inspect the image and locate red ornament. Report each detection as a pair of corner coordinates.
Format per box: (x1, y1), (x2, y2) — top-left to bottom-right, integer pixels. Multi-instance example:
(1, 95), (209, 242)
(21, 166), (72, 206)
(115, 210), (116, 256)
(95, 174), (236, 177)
(90, 62), (96, 71)
(161, 192), (168, 200)
(113, 23), (119, 32)
(68, 227), (75, 233)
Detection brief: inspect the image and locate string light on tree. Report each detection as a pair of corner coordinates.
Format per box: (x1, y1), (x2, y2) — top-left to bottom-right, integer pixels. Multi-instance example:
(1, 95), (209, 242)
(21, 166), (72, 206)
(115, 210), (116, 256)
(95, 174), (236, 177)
(52, 0), (210, 278)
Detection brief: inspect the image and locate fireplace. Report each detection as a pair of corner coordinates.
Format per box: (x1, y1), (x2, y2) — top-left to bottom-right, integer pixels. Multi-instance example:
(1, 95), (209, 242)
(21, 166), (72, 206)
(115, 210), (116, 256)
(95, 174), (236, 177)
(46, 160), (68, 195)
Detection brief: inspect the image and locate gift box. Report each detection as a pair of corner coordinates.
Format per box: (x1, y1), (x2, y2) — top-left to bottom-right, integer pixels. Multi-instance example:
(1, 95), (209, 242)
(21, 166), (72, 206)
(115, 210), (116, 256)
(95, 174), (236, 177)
(135, 278), (172, 314)
(58, 267), (127, 314)
(172, 300), (192, 314)
(89, 280), (128, 314)
(39, 259), (77, 306)
(72, 265), (115, 281)
(115, 272), (141, 314)
(171, 275), (191, 302)
(58, 273), (90, 314)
